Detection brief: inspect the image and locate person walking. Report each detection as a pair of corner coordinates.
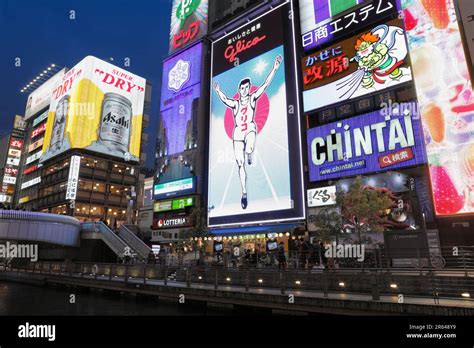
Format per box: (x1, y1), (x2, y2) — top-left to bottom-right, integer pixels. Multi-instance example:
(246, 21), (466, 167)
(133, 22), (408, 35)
(277, 242), (286, 269)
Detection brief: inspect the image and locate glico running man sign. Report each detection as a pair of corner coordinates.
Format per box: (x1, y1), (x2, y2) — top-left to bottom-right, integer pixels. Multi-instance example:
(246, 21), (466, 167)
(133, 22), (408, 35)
(208, 1), (305, 227)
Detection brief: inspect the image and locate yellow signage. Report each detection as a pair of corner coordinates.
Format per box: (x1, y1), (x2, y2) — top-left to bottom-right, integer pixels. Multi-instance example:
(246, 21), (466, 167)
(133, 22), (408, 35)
(41, 56), (146, 163)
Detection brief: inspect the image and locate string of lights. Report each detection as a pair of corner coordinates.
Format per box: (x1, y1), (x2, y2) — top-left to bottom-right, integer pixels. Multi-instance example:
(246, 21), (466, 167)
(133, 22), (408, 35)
(20, 63), (62, 93)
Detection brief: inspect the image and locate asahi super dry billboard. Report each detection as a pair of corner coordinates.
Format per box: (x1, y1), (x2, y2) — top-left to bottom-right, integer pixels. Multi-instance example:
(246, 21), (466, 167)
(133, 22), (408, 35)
(41, 56), (146, 163)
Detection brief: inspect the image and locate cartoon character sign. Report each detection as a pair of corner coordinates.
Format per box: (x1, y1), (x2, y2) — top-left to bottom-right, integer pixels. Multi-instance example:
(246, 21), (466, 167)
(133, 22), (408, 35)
(353, 24), (407, 89)
(302, 19), (413, 112)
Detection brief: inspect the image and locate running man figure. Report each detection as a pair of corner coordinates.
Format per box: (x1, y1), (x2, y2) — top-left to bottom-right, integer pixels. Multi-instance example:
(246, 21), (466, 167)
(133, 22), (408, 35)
(213, 55), (282, 210)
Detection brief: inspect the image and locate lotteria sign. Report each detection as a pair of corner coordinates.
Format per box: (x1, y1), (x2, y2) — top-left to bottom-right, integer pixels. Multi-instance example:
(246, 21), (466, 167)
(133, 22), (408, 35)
(154, 215), (192, 229)
(307, 102), (427, 181)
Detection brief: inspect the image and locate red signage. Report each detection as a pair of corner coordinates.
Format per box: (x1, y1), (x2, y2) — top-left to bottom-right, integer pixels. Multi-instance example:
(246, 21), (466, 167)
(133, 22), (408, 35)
(9, 138), (23, 149)
(23, 165), (39, 175)
(378, 148), (415, 169)
(31, 123), (47, 139)
(173, 20), (200, 50)
(4, 167), (18, 176)
(224, 35), (267, 63)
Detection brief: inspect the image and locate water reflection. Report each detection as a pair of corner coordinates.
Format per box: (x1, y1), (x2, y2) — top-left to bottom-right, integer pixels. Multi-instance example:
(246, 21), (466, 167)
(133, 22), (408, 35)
(0, 281), (224, 316)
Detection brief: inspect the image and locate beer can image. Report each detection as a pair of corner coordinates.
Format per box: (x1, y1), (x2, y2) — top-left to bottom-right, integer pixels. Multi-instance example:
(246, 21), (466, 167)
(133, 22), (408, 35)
(50, 95), (69, 150)
(98, 93), (132, 154)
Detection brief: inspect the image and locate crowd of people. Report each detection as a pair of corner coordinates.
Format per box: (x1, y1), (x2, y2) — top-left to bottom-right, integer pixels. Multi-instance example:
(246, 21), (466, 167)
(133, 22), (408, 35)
(209, 237), (331, 269)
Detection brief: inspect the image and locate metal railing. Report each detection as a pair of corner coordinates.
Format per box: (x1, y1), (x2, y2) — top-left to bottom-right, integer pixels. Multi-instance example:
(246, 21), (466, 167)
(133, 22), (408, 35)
(117, 225), (152, 260)
(188, 246), (474, 272)
(0, 210), (81, 228)
(81, 222), (131, 258)
(2, 260), (474, 304)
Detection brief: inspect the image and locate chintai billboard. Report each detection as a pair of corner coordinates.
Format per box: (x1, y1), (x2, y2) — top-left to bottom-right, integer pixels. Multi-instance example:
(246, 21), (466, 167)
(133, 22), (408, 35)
(307, 102), (427, 181)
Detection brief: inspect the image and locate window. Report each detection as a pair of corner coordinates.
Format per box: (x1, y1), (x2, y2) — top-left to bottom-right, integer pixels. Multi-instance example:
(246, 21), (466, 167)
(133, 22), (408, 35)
(51, 204), (68, 215)
(44, 158), (70, 175)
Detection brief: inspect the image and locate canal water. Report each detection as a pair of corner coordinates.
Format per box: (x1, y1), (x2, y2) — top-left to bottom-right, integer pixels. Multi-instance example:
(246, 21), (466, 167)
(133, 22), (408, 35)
(0, 281), (227, 315)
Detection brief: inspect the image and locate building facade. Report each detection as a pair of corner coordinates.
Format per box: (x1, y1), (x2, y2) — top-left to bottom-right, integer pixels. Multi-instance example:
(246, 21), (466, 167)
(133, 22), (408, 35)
(15, 56), (151, 226)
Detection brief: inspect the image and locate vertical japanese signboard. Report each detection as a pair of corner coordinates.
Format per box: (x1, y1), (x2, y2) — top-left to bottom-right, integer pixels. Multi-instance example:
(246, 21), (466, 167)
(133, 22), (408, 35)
(169, 0), (208, 54)
(65, 155), (81, 200)
(208, 1), (305, 227)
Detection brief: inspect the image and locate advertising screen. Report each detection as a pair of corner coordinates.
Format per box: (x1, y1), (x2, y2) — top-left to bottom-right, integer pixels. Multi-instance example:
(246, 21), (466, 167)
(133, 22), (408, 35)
(154, 197), (194, 212)
(154, 177), (196, 200)
(403, 0), (474, 216)
(307, 102), (427, 181)
(160, 43), (202, 156)
(169, 0), (208, 54)
(40, 56), (146, 164)
(300, 0), (398, 51)
(208, 1), (305, 227)
(302, 18), (413, 113)
(24, 69), (66, 120)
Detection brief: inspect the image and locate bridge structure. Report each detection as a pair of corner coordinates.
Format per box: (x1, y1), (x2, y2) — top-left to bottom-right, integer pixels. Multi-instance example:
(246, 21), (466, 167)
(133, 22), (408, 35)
(0, 210), (152, 260)
(0, 210), (474, 315)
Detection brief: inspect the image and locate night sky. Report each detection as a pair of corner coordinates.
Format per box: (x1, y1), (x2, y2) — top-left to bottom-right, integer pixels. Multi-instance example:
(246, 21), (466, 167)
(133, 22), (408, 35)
(0, 0), (173, 170)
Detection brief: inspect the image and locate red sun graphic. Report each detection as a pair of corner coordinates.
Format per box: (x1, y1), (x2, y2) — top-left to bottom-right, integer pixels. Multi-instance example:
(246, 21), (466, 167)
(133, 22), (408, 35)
(224, 85), (270, 139)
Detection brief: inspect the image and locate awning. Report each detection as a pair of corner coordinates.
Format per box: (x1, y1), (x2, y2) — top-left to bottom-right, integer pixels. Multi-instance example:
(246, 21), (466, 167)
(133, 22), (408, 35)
(210, 223), (303, 236)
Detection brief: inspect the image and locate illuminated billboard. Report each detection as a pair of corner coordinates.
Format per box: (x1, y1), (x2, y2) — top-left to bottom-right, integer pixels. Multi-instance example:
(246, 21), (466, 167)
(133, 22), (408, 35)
(403, 0), (474, 216)
(24, 69), (66, 120)
(300, 0), (398, 51)
(154, 177), (196, 200)
(154, 196), (194, 212)
(40, 56), (146, 163)
(208, 1), (305, 227)
(307, 102), (427, 181)
(160, 43), (202, 156)
(169, 0), (208, 54)
(302, 18), (413, 113)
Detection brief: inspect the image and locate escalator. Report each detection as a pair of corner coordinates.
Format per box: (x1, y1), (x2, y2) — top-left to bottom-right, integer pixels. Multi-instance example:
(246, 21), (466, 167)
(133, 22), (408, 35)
(81, 222), (141, 260)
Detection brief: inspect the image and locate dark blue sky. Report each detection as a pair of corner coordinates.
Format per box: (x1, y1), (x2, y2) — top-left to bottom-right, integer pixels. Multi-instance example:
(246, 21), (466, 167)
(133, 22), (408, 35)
(0, 0), (172, 169)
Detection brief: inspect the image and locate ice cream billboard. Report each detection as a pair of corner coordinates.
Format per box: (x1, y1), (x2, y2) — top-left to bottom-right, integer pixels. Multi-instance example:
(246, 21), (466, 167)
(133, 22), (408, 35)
(208, 1), (305, 227)
(40, 56), (146, 163)
(402, 0), (474, 215)
(170, 0), (208, 54)
(302, 18), (413, 113)
(25, 69), (66, 120)
(307, 102), (427, 182)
